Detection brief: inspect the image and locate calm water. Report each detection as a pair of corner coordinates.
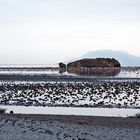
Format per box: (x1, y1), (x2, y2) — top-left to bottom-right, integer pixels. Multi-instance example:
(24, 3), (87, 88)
(0, 105), (139, 117)
(0, 67), (140, 78)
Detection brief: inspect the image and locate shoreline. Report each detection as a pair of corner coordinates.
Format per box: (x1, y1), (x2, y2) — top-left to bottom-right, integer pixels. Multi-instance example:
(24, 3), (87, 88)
(0, 113), (139, 127)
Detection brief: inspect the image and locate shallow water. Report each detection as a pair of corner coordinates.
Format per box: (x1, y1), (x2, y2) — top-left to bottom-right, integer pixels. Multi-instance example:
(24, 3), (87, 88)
(0, 105), (139, 117)
(0, 67), (140, 78)
(0, 66), (140, 118)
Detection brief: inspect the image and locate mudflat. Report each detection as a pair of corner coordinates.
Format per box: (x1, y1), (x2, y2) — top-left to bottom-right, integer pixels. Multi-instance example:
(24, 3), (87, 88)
(0, 114), (139, 140)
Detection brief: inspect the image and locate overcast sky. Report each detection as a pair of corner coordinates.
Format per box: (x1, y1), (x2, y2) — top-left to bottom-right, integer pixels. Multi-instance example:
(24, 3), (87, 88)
(0, 0), (140, 65)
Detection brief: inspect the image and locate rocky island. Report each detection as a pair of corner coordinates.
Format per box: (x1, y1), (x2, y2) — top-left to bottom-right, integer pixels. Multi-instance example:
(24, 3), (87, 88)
(67, 58), (121, 68)
(59, 58), (121, 76)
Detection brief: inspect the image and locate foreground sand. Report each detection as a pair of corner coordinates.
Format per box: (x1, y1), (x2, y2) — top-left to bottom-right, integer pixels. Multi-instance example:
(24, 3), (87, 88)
(0, 114), (139, 140)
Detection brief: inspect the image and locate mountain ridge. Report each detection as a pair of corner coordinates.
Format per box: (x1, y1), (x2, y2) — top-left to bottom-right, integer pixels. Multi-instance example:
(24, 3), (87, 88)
(65, 50), (140, 66)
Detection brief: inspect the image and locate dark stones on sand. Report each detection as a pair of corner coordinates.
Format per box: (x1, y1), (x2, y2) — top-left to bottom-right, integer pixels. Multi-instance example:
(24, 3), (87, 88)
(0, 81), (139, 108)
(10, 111), (14, 114)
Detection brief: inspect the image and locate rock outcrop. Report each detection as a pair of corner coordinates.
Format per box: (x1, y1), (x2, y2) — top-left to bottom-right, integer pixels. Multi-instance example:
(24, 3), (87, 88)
(58, 62), (67, 69)
(67, 58), (121, 68)
(58, 58), (121, 76)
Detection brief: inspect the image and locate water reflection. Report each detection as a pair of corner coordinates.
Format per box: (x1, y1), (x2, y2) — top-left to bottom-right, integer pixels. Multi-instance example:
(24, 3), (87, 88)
(0, 105), (139, 117)
(0, 67), (140, 78)
(60, 67), (121, 77)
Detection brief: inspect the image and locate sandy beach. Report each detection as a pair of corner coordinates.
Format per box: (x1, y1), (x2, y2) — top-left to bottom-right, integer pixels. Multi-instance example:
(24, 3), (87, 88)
(0, 114), (139, 140)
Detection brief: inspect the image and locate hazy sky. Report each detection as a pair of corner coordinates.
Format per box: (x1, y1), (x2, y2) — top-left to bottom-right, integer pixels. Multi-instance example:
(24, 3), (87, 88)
(0, 0), (140, 64)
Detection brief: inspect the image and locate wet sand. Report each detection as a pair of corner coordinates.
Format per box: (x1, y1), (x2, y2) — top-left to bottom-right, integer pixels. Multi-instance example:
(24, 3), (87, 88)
(0, 74), (140, 81)
(0, 114), (139, 140)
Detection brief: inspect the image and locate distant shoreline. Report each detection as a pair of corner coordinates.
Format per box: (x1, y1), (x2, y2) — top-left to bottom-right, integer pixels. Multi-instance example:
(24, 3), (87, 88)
(0, 74), (140, 82)
(0, 113), (139, 127)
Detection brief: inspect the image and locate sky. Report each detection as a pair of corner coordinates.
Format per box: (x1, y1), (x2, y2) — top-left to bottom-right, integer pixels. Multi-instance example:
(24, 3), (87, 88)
(0, 0), (140, 65)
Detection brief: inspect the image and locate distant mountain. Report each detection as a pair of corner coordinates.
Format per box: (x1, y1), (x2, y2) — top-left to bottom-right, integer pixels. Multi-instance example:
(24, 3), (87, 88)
(66, 50), (140, 66)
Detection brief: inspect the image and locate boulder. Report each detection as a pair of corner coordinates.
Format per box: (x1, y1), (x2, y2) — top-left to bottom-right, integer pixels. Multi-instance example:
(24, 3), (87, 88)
(67, 58), (121, 68)
(58, 62), (67, 69)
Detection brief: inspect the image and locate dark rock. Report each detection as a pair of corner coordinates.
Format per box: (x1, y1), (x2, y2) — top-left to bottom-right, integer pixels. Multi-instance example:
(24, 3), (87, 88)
(58, 62), (67, 69)
(67, 58), (121, 68)
(10, 110), (14, 114)
(67, 58), (121, 76)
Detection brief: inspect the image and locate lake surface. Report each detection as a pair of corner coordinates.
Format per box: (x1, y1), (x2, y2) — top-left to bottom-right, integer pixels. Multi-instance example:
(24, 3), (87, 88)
(0, 66), (140, 117)
(0, 67), (140, 78)
(0, 105), (139, 117)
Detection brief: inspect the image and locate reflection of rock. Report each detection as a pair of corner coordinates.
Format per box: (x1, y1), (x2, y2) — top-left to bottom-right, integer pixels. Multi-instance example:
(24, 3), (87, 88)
(59, 68), (66, 74)
(67, 58), (121, 68)
(67, 67), (121, 77)
(58, 62), (67, 69)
